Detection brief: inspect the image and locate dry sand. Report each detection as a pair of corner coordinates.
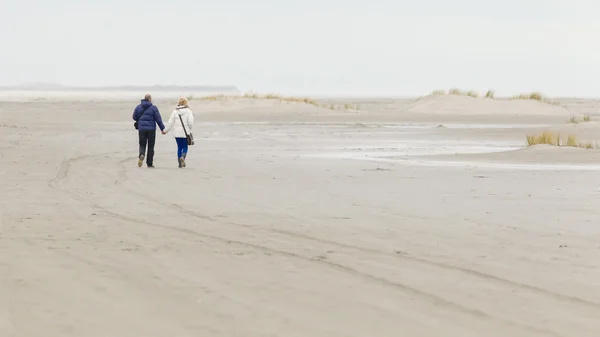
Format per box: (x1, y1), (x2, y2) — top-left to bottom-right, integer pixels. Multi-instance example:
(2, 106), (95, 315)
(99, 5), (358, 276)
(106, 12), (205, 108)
(1, 93), (600, 337)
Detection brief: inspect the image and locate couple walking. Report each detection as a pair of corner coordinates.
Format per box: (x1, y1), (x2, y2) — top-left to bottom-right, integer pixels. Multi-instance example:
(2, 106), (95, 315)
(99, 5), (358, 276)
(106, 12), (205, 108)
(132, 94), (194, 168)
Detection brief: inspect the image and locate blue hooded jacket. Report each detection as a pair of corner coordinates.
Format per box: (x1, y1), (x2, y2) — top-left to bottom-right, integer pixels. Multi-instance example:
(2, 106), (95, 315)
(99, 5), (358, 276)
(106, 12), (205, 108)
(133, 99), (165, 131)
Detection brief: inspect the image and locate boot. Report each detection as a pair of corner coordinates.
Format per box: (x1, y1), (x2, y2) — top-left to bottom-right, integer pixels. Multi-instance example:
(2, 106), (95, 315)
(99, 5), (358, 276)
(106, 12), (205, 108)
(180, 152), (187, 168)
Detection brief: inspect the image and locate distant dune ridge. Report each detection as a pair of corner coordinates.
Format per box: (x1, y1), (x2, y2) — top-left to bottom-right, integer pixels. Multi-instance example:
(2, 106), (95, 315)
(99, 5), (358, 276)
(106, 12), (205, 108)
(0, 83), (241, 101)
(0, 83), (240, 92)
(0, 84), (575, 121)
(404, 94), (569, 116)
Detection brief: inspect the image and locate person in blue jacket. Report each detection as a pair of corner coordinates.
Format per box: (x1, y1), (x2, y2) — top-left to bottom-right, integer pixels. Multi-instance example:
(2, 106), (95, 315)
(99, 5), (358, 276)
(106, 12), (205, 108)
(132, 94), (166, 168)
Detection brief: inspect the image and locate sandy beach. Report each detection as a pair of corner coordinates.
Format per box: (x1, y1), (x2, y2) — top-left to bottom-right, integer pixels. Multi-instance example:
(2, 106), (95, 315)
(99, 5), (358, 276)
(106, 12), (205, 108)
(1, 93), (600, 337)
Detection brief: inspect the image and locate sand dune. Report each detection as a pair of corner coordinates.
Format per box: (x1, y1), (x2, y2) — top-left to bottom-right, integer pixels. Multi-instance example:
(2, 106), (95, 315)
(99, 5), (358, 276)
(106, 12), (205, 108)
(404, 95), (570, 116)
(1, 95), (600, 337)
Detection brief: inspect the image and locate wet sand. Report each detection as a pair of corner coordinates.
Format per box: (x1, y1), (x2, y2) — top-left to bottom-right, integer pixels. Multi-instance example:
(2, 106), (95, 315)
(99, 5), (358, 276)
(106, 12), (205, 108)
(1, 95), (600, 337)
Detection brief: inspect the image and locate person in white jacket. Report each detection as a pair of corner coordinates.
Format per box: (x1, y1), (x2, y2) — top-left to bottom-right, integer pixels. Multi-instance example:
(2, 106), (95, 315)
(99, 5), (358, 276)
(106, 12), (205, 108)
(163, 96), (194, 168)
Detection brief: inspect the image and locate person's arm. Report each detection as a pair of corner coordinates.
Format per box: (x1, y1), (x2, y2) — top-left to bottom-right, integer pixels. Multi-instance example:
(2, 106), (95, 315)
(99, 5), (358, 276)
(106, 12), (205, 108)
(154, 107), (166, 131)
(163, 111), (176, 133)
(132, 106), (139, 120)
(187, 110), (194, 131)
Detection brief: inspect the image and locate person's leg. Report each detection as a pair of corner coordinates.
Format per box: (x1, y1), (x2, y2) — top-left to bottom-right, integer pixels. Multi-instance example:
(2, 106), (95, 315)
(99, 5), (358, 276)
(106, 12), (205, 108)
(146, 130), (156, 166)
(176, 138), (183, 158)
(176, 138), (186, 167)
(138, 130), (148, 167)
(175, 138), (183, 167)
(182, 140), (188, 166)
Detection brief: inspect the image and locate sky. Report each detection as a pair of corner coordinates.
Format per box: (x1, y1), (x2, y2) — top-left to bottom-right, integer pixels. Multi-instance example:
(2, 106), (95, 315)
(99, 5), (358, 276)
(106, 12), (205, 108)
(0, 0), (596, 97)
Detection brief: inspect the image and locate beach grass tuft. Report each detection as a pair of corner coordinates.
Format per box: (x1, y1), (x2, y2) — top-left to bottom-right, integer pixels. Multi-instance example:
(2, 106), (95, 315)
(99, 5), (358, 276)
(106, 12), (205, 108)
(566, 135), (578, 147)
(526, 131), (595, 149)
(529, 92), (543, 101)
(511, 92), (543, 101)
(431, 88), (481, 97)
(526, 131), (559, 146)
(510, 92), (561, 106)
(568, 115), (592, 124)
(429, 88), (490, 99)
(449, 88), (464, 96)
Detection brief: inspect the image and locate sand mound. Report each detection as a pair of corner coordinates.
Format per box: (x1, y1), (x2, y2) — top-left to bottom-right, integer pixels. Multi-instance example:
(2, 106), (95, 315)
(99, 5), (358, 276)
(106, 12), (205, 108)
(404, 95), (569, 116)
(193, 97), (350, 116)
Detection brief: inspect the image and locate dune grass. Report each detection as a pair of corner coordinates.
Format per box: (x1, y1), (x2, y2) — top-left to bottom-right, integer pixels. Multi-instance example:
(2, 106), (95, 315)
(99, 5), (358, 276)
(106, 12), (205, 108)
(511, 92), (543, 101)
(243, 92), (319, 105)
(566, 135), (579, 147)
(431, 88), (480, 97)
(526, 131), (559, 146)
(510, 92), (561, 106)
(447, 88), (478, 97)
(431, 88), (486, 98)
(322, 102), (360, 111)
(428, 89), (560, 105)
(567, 115), (592, 124)
(189, 92), (360, 111)
(526, 131), (595, 149)
(448, 88), (463, 95)
(192, 92), (319, 105)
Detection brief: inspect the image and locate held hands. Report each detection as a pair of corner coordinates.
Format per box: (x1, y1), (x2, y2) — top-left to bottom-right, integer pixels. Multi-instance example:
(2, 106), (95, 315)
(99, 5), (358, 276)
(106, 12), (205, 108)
(161, 130), (166, 135)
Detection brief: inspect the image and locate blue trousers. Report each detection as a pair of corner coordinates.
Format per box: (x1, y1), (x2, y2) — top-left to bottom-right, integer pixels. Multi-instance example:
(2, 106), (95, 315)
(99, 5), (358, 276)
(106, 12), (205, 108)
(176, 137), (188, 159)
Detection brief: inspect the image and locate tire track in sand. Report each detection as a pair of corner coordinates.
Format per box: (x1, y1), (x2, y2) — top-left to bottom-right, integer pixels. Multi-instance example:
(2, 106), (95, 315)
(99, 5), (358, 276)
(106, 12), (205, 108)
(48, 152), (125, 188)
(96, 206), (561, 337)
(107, 166), (566, 336)
(131, 186), (600, 311)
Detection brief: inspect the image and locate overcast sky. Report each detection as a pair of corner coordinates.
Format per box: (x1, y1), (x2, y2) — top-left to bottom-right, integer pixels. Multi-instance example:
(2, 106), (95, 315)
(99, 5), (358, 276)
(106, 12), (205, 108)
(0, 0), (595, 97)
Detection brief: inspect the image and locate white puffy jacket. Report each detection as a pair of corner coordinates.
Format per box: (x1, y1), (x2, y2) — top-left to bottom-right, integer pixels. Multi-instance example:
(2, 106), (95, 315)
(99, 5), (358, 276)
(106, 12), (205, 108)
(164, 105), (194, 138)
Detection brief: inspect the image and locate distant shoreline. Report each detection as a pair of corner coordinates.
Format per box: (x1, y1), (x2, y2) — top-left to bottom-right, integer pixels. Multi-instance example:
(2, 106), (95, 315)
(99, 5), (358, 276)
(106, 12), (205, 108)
(0, 84), (240, 92)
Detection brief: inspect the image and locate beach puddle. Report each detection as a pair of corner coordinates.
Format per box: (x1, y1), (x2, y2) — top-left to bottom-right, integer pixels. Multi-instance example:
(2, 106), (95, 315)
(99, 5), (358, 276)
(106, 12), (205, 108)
(381, 123), (552, 129)
(306, 137), (600, 171)
(311, 150), (600, 171)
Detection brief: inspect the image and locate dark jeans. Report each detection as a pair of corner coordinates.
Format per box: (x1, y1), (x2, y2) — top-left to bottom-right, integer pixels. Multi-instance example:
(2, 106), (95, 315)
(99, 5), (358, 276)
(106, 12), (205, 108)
(176, 137), (188, 159)
(138, 130), (156, 165)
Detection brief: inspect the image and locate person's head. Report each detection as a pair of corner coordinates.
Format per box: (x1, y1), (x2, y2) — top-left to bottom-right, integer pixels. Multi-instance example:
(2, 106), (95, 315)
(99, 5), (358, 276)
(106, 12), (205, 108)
(144, 94), (152, 102)
(178, 96), (188, 107)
